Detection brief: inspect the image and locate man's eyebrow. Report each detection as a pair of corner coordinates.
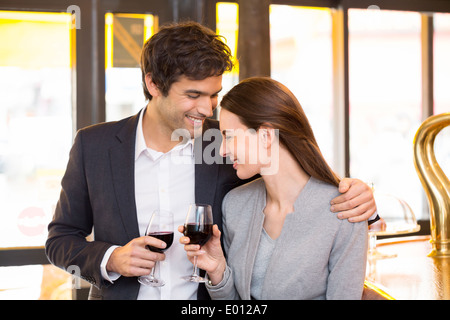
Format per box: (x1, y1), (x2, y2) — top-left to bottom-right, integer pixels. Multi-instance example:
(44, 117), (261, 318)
(184, 89), (202, 95)
(184, 87), (223, 96)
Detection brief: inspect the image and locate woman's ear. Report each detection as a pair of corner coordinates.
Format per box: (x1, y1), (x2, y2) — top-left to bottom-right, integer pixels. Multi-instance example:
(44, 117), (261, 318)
(259, 125), (277, 149)
(258, 124), (280, 176)
(145, 73), (160, 97)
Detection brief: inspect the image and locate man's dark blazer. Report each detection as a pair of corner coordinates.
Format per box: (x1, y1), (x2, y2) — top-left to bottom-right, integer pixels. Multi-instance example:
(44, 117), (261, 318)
(45, 111), (248, 300)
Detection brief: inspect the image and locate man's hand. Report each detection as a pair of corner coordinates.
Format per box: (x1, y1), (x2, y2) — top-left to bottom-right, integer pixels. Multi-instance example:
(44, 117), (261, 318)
(331, 178), (377, 223)
(106, 236), (166, 277)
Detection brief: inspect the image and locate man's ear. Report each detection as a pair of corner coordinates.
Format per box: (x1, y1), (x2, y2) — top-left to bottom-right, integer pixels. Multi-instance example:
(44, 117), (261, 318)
(145, 73), (160, 97)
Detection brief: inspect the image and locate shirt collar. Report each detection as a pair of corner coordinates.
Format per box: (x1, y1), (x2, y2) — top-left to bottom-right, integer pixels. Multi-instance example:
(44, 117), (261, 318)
(135, 107), (194, 161)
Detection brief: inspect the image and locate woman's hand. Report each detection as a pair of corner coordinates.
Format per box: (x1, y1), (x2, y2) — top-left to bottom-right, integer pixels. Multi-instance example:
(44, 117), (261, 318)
(178, 224), (227, 285)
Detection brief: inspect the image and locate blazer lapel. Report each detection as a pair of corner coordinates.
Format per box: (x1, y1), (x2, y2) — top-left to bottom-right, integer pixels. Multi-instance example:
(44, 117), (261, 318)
(109, 113), (140, 241)
(108, 115), (222, 242)
(194, 119), (219, 206)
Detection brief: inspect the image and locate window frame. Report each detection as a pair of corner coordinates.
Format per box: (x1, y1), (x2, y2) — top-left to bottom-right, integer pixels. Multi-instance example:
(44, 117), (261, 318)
(267, 0), (450, 176)
(1, 0), (449, 278)
(0, 0), (179, 268)
(231, 0), (450, 234)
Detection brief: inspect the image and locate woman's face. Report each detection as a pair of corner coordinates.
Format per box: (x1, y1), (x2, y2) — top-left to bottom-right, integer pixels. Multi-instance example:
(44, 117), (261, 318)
(219, 108), (266, 180)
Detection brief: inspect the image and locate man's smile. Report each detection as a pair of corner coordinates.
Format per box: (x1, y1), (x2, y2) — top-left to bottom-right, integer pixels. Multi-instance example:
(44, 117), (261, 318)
(186, 114), (205, 126)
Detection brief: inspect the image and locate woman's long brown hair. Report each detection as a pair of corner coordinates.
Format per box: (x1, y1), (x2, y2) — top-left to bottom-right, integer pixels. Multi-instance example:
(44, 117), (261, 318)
(220, 77), (340, 187)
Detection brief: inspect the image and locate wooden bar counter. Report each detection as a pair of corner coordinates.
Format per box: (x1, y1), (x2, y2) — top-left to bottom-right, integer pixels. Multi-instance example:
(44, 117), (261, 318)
(366, 235), (450, 300)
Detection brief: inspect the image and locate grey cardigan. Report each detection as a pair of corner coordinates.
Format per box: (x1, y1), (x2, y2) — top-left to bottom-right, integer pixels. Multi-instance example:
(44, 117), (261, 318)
(206, 177), (368, 300)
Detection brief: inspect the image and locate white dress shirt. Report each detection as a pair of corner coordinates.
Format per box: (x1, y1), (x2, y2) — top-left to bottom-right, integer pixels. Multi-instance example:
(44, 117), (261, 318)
(100, 108), (198, 300)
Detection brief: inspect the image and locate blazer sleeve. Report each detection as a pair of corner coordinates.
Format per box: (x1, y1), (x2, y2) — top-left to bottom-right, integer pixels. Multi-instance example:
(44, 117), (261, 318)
(326, 219), (368, 299)
(45, 129), (112, 289)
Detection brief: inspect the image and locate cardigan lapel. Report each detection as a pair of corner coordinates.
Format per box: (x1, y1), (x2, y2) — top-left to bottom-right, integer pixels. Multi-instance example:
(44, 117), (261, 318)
(242, 184), (265, 299)
(109, 113), (140, 241)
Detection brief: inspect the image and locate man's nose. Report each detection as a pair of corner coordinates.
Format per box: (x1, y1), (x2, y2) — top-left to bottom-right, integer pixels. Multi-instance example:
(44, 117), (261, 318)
(198, 97), (215, 118)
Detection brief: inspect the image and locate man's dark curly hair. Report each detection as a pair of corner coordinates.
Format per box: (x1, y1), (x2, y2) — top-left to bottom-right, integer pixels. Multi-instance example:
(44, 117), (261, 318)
(140, 21), (234, 100)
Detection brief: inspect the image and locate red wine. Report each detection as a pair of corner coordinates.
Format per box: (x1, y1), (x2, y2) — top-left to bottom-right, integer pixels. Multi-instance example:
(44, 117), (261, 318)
(146, 231), (174, 253)
(183, 223), (213, 246)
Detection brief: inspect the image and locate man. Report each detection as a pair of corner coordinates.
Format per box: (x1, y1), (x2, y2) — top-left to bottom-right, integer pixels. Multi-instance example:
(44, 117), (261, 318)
(45, 21), (377, 300)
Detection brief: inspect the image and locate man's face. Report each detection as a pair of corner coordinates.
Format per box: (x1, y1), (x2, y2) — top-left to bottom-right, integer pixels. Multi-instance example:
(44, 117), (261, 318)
(150, 75), (223, 139)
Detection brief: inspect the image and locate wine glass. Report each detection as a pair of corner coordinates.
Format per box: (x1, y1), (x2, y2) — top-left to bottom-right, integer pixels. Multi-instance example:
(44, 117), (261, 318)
(182, 203), (213, 283)
(138, 209), (174, 287)
(368, 193), (420, 260)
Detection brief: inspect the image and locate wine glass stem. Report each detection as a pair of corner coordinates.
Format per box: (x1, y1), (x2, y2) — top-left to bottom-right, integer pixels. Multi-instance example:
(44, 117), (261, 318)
(193, 255), (199, 277)
(151, 261), (158, 279)
(369, 234), (377, 253)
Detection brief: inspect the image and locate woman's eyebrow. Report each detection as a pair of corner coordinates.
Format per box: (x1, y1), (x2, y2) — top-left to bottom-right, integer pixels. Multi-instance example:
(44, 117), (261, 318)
(222, 129), (232, 136)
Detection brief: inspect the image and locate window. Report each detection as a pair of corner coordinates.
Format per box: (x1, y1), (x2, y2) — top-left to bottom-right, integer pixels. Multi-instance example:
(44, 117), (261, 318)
(0, 11), (73, 248)
(105, 13), (156, 121)
(348, 9), (425, 219)
(0, 0), (198, 300)
(0, 10), (74, 300)
(270, 5), (335, 169)
(216, 2), (240, 116)
(220, 2), (450, 222)
(433, 13), (450, 179)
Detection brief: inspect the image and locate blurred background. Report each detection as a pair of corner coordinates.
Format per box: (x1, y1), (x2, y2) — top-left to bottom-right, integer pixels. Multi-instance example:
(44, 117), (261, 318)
(0, 0), (449, 299)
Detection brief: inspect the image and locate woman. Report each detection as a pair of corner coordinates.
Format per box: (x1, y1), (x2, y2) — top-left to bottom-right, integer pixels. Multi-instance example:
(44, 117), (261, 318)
(180, 77), (368, 299)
